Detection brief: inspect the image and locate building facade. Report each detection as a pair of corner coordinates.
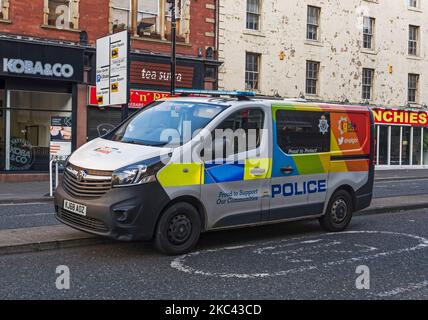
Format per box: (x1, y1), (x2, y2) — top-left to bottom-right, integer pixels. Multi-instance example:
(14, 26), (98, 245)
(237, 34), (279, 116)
(218, 0), (428, 168)
(0, 0), (219, 181)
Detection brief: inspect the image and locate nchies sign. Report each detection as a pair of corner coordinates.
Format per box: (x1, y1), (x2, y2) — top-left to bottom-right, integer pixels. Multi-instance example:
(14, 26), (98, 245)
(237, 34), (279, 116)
(372, 108), (428, 126)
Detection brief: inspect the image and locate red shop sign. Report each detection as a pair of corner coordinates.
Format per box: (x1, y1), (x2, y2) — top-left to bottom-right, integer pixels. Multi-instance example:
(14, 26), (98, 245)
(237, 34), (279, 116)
(88, 86), (171, 108)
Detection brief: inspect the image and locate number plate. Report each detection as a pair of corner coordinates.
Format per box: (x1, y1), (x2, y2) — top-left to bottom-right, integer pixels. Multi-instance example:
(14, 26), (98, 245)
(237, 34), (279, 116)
(63, 199), (87, 216)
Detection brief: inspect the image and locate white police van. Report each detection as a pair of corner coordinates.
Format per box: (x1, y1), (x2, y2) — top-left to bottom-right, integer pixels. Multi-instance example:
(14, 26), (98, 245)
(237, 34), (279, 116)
(55, 90), (375, 255)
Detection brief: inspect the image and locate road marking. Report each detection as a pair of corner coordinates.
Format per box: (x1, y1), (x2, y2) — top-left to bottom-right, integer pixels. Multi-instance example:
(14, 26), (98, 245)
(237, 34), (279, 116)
(374, 280), (428, 298)
(171, 231), (428, 279)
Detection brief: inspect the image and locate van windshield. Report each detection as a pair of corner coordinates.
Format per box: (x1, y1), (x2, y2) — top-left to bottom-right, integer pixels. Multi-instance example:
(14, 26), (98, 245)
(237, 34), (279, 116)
(106, 101), (226, 147)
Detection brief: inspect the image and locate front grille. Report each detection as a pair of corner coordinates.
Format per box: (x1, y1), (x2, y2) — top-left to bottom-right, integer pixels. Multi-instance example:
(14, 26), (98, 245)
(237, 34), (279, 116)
(57, 208), (109, 233)
(63, 164), (112, 199)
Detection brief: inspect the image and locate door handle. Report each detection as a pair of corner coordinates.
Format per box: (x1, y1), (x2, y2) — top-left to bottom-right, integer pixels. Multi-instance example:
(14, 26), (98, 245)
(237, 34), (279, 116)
(280, 166), (294, 174)
(250, 167), (266, 176)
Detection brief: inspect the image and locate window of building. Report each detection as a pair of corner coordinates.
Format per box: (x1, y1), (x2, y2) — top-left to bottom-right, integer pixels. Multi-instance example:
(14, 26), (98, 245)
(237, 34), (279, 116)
(0, 0), (10, 20)
(409, 0), (419, 8)
(409, 25), (420, 56)
(111, 0), (132, 33)
(362, 68), (374, 100)
(245, 52), (261, 90)
(408, 73), (419, 103)
(246, 0), (261, 30)
(111, 0), (188, 42)
(276, 110), (330, 155)
(307, 6), (320, 41)
(363, 17), (375, 50)
(44, 0), (80, 30)
(306, 61), (320, 95)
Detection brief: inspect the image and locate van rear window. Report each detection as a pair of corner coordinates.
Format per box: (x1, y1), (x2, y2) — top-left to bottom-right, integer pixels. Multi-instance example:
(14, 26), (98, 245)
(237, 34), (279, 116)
(276, 110), (331, 154)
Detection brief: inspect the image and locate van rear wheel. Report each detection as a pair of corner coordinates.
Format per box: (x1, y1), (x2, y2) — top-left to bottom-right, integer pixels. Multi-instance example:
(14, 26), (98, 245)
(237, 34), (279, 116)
(319, 190), (353, 232)
(154, 202), (201, 255)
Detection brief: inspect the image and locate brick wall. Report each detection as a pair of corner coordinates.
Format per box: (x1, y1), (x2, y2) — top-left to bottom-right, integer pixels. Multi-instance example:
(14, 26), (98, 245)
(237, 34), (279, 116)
(0, 0), (217, 58)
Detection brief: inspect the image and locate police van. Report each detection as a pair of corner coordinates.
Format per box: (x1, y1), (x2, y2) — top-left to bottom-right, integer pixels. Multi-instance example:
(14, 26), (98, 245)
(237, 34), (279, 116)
(54, 90), (375, 255)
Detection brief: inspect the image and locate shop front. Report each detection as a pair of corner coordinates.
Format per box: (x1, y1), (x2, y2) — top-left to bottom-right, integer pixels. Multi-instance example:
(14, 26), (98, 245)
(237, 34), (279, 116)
(0, 39), (84, 179)
(373, 108), (428, 168)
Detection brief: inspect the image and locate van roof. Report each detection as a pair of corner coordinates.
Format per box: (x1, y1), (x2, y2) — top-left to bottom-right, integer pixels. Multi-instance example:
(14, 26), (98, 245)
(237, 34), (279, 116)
(160, 96), (371, 112)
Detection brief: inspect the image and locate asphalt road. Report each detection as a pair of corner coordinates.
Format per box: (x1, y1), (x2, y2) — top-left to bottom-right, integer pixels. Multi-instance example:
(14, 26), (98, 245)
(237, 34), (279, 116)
(1, 178), (428, 230)
(0, 208), (427, 299)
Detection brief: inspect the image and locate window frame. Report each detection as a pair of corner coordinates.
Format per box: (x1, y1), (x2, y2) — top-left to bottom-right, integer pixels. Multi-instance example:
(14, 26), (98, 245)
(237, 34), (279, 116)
(246, 0), (261, 31)
(110, 0), (188, 42)
(408, 73), (420, 103)
(307, 5), (320, 41)
(363, 17), (375, 50)
(362, 68), (374, 101)
(408, 0), (419, 9)
(44, 0), (80, 30)
(408, 25), (420, 56)
(245, 52), (261, 91)
(275, 109), (331, 155)
(306, 60), (320, 96)
(208, 107), (266, 161)
(0, 0), (10, 21)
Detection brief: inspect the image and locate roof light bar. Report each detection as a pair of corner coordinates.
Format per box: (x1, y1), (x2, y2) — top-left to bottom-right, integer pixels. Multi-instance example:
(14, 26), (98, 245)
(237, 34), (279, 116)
(175, 89), (256, 97)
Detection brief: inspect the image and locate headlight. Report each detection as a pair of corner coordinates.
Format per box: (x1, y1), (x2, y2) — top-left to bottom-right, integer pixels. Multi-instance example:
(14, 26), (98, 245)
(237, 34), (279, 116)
(111, 157), (165, 187)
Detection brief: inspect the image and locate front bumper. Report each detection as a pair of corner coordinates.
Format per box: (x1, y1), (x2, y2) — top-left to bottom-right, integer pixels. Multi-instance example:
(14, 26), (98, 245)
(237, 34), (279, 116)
(54, 180), (170, 241)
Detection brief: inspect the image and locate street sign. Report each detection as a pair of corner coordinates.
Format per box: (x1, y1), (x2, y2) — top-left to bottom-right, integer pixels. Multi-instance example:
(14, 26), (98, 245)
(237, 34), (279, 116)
(96, 31), (128, 107)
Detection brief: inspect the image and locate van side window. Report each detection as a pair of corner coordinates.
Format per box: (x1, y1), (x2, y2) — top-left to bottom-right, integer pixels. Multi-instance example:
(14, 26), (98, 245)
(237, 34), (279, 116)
(211, 108), (265, 159)
(276, 110), (330, 154)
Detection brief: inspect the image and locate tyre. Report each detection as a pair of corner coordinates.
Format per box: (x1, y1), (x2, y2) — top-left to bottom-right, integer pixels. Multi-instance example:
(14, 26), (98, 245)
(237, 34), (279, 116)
(154, 202), (202, 255)
(319, 190), (353, 232)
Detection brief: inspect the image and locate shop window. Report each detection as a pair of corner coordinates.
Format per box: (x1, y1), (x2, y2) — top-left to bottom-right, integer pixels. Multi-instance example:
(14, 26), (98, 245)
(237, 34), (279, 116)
(412, 127), (422, 165)
(390, 126), (401, 165)
(377, 125), (388, 165)
(402, 126), (411, 165)
(2, 91), (72, 172)
(0, 87), (5, 170)
(276, 110), (330, 155)
(423, 129), (428, 165)
(44, 0), (80, 30)
(111, 0), (189, 43)
(0, 0), (10, 20)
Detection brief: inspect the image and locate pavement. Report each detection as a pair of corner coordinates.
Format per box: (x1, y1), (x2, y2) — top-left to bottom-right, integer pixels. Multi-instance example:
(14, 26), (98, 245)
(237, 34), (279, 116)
(0, 168), (428, 257)
(1, 208), (428, 299)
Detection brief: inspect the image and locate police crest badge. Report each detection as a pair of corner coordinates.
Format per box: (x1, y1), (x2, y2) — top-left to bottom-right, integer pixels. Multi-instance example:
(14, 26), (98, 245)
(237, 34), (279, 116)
(318, 115), (329, 135)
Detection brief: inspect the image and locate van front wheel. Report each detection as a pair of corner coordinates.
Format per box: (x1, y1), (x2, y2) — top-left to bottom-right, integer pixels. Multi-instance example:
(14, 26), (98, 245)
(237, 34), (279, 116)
(154, 202), (201, 255)
(319, 190), (353, 232)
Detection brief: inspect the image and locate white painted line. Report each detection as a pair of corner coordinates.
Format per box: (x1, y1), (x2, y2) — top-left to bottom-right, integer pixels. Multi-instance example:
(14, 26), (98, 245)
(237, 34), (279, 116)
(374, 280), (428, 298)
(171, 231), (428, 279)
